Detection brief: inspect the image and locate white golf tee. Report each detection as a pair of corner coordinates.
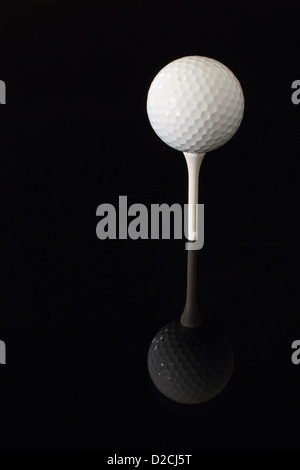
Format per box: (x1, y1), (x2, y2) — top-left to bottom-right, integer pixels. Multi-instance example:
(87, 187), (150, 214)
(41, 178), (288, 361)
(183, 152), (205, 242)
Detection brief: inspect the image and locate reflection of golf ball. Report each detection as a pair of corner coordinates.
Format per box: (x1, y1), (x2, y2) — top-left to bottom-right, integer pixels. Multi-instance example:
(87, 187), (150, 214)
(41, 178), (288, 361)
(148, 321), (233, 404)
(147, 56), (244, 153)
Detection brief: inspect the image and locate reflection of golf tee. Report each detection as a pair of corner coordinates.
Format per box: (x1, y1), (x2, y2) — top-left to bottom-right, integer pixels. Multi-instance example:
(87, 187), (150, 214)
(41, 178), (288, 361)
(180, 247), (202, 328)
(184, 152), (205, 243)
(181, 153), (205, 327)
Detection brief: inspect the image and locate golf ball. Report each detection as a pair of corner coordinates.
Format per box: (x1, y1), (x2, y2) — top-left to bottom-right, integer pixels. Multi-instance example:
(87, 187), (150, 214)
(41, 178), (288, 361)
(146, 56), (244, 153)
(148, 320), (234, 404)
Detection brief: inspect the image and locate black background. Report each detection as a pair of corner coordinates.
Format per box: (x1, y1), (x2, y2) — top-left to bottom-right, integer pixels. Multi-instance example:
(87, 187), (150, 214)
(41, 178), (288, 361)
(0, 0), (300, 451)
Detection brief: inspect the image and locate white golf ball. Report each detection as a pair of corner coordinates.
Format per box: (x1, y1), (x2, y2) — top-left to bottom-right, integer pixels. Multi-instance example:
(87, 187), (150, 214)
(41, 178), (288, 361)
(146, 56), (244, 153)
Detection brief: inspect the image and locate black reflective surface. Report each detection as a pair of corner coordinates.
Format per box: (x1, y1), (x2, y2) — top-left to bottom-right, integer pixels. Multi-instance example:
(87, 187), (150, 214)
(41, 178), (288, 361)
(0, 0), (300, 451)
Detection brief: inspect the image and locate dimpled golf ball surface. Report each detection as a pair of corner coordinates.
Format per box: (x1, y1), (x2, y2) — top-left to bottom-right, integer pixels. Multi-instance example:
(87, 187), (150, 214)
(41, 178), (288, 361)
(147, 56), (244, 153)
(148, 321), (234, 404)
